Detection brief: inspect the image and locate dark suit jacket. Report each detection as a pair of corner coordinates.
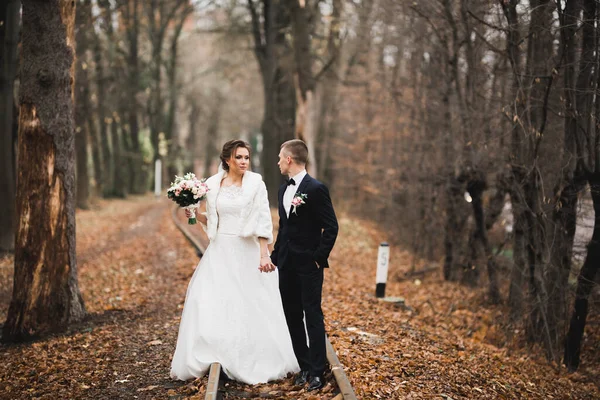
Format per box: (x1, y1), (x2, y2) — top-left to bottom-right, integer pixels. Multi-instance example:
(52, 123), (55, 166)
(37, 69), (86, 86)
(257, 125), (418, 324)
(271, 174), (338, 270)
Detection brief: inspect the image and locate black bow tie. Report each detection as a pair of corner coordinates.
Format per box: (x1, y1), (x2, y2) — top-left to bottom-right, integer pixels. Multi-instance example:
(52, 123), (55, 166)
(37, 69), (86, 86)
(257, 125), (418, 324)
(287, 178), (296, 186)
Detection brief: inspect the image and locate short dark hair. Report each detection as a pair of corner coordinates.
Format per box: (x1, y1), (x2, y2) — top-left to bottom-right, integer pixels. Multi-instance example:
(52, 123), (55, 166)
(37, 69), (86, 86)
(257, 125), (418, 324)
(281, 139), (308, 165)
(220, 139), (252, 171)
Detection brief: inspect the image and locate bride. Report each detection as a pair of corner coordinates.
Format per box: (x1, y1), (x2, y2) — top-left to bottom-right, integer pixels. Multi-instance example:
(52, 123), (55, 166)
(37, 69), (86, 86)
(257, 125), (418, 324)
(170, 139), (299, 384)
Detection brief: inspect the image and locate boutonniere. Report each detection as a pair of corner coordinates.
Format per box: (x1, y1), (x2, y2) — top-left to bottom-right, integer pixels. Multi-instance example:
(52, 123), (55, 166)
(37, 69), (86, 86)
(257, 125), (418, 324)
(291, 193), (308, 215)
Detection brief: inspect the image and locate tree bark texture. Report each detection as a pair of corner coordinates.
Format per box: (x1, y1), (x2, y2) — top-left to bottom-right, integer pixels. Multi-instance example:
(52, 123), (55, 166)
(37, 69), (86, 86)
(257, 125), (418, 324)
(248, 0), (296, 205)
(0, 0), (20, 252)
(3, 0), (86, 342)
(124, 0), (144, 194)
(564, 174), (600, 371)
(74, 0), (90, 209)
(287, 0), (319, 176)
(91, 11), (111, 195)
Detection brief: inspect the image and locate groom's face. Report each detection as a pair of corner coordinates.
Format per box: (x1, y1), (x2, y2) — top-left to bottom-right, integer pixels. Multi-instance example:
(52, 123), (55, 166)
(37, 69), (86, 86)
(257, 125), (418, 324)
(278, 149), (291, 176)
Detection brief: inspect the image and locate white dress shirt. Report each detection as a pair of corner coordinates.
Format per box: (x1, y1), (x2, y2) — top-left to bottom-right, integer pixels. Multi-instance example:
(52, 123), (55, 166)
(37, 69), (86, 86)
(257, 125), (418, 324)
(283, 169), (307, 217)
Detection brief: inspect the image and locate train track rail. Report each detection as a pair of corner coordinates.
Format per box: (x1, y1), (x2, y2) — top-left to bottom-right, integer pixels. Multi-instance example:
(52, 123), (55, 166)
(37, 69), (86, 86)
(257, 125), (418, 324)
(171, 205), (357, 400)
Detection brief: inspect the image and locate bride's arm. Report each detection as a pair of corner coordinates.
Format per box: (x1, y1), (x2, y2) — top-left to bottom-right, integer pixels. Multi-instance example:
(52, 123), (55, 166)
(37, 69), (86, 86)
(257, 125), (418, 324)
(259, 237), (270, 258)
(197, 200), (208, 225)
(258, 237), (275, 272)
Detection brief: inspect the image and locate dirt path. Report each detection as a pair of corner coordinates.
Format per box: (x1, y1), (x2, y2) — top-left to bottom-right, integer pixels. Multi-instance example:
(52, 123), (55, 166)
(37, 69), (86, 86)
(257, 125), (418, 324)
(1, 196), (201, 399)
(1, 195), (599, 399)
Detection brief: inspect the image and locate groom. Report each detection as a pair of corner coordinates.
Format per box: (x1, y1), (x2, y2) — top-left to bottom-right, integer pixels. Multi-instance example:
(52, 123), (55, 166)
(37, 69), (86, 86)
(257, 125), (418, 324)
(271, 139), (339, 392)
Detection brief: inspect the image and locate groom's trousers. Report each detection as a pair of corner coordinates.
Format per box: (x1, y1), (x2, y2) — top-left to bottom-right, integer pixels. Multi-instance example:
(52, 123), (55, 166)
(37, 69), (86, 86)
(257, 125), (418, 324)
(279, 263), (326, 378)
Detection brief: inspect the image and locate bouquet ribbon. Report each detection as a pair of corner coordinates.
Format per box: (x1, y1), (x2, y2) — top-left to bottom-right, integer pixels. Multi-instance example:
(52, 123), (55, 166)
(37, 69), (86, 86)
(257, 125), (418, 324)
(184, 204), (200, 225)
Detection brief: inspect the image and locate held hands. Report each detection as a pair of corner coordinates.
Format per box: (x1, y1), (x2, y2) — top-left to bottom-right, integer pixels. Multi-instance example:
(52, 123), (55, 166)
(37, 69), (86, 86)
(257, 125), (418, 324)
(259, 256), (276, 273)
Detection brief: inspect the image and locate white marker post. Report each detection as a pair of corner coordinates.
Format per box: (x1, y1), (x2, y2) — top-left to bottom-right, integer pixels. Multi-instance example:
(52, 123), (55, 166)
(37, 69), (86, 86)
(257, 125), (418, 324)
(154, 159), (162, 197)
(375, 242), (390, 298)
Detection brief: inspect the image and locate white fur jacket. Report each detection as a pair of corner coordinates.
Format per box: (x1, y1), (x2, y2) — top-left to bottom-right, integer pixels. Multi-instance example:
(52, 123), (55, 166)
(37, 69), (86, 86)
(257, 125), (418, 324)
(201, 170), (273, 244)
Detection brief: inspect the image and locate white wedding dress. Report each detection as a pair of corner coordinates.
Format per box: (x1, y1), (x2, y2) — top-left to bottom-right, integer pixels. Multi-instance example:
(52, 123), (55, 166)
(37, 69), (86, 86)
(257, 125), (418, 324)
(170, 185), (299, 384)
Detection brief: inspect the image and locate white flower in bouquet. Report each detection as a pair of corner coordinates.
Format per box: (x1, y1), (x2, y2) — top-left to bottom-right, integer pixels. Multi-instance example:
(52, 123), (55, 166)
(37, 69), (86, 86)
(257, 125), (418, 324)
(167, 173), (210, 225)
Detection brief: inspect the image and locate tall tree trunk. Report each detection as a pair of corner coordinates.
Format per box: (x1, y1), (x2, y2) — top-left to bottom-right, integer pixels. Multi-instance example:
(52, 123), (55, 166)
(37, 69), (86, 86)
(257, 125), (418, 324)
(458, 0), (496, 290)
(563, 0), (600, 370)
(500, 2), (555, 346)
(523, 172), (551, 349)
(185, 99), (199, 174)
(166, 46), (180, 183)
(441, 51), (465, 282)
(80, 0), (101, 196)
(203, 91), (223, 176)
(564, 174), (600, 371)
(74, 0), (90, 209)
(87, 106), (103, 196)
(149, 43), (162, 165)
(125, 0), (144, 194)
(248, 0), (296, 205)
(315, 0), (341, 184)
(110, 112), (127, 198)
(436, 0), (475, 284)
(261, 72), (296, 204)
(547, 0), (591, 358)
(287, 0), (319, 175)
(508, 184), (527, 322)
(2, 0), (86, 342)
(522, 0), (554, 352)
(444, 176), (468, 282)
(293, 79), (320, 176)
(99, 0), (127, 198)
(145, 0), (187, 190)
(111, 65), (129, 199)
(500, 0), (527, 322)
(165, 7), (191, 182)
(0, 0), (20, 253)
(146, 0), (170, 165)
(467, 175), (502, 303)
(92, 16), (111, 196)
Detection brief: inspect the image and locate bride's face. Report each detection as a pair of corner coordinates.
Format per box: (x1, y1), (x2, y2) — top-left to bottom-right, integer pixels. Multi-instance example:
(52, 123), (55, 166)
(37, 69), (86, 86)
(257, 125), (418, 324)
(228, 147), (250, 175)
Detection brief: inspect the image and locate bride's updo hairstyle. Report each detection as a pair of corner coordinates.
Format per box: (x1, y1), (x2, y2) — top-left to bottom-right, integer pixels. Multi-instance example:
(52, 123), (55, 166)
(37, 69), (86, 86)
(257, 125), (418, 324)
(220, 139), (252, 172)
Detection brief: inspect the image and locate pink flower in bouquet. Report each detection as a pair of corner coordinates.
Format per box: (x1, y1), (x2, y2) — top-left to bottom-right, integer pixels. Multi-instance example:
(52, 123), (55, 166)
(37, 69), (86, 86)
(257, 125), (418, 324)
(167, 172), (210, 225)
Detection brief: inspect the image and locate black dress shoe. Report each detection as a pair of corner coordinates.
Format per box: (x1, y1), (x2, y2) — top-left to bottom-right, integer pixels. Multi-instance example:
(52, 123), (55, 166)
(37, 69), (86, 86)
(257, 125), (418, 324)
(307, 376), (324, 391)
(294, 370), (310, 386)
(219, 369), (231, 381)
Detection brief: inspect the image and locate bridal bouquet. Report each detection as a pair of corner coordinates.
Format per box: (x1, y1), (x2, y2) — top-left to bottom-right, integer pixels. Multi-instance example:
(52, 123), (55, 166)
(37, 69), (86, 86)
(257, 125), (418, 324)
(167, 173), (209, 225)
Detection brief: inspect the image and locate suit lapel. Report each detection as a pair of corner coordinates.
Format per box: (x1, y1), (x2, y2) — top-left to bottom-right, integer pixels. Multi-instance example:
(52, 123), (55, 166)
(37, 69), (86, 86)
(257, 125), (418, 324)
(288, 174), (311, 217)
